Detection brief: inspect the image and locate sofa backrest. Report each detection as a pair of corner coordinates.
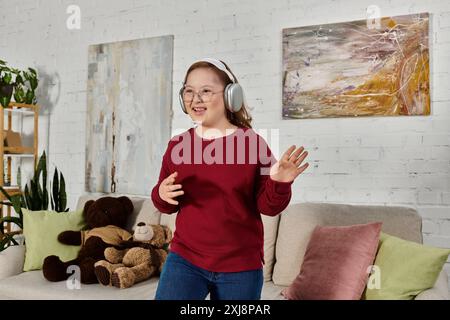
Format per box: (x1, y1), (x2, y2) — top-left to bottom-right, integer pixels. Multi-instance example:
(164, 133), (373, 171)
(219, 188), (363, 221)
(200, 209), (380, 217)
(271, 202), (423, 286)
(76, 195), (423, 287)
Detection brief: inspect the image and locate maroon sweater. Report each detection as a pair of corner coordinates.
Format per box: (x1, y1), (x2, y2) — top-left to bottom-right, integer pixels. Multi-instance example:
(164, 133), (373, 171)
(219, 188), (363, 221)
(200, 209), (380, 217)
(151, 127), (293, 272)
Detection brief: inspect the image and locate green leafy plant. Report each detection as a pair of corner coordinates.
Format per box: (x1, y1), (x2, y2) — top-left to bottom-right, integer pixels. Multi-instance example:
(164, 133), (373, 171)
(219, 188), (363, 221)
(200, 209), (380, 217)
(50, 168), (67, 213)
(0, 151), (69, 251)
(12, 67), (38, 104)
(0, 233), (19, 250)
(0, 59), (38, 106)
(22, 68), (38, 104)
(23, 150), (49, 210)
(0, 189), (25, 251)
(12, 70), (25, 103)
(0, 60), (19, 108)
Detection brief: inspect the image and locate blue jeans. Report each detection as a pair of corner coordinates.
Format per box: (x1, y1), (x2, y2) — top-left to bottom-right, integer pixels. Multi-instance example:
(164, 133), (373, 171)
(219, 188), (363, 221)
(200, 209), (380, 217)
(155, 251), (263, 300)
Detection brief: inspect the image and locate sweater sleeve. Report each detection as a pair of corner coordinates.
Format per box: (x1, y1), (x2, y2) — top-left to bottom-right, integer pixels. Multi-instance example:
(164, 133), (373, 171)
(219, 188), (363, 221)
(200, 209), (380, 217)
(151, 142), (180, 214)
(255, 137), (293, 217)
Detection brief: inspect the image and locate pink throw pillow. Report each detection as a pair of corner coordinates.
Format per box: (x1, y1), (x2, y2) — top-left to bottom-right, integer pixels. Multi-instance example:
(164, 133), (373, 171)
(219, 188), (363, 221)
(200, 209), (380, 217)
(282, 222), (382, 300)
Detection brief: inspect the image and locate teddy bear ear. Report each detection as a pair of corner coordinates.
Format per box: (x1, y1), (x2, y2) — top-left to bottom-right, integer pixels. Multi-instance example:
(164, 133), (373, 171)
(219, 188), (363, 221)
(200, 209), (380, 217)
(117, 196), (134, 215)
(83, 200), (95, 217)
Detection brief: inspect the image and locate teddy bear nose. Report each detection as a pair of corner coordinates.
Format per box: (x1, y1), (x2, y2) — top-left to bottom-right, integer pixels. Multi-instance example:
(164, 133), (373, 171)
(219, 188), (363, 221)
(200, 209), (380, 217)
(137, 222), (145, 226)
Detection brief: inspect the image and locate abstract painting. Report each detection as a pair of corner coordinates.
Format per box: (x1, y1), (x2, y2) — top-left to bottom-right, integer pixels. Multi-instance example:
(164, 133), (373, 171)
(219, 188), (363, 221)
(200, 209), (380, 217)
(86, 35), (173, 195)
(282, 13), (430, 119)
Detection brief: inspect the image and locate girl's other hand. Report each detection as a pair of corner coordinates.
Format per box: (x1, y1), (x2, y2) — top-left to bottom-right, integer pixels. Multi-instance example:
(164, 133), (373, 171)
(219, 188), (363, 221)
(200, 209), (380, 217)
(270, 145), (309, 183)
(158, 171), (184, 205)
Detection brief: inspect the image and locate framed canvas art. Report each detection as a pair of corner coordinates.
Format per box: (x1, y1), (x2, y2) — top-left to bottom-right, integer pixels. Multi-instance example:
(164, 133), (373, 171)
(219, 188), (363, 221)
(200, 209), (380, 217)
(86, 35), (173, 195)
(282, 13), (430, 119)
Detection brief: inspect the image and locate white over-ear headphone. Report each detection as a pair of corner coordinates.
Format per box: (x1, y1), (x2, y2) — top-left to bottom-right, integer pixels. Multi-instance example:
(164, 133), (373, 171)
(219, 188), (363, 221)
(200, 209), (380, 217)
(179, 58), (244, 114)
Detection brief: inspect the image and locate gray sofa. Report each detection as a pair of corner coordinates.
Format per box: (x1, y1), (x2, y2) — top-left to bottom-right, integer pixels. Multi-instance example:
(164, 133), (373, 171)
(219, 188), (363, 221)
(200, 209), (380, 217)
(0, 194), (448, 300)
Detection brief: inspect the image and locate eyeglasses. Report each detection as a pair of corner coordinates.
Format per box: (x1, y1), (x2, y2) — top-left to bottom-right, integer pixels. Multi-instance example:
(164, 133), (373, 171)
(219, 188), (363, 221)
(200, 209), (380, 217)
(182, 87), (224, 103)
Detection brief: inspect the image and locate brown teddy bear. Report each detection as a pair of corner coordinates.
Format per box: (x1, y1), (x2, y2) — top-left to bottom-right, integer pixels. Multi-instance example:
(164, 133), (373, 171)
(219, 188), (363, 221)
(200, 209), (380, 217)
(42, 196), (134, 284)
(94, 222), (172, 289)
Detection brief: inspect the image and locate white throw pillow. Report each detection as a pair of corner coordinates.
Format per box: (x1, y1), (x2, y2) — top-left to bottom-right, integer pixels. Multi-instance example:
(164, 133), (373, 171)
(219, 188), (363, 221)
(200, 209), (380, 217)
(0, 245), (25, 280)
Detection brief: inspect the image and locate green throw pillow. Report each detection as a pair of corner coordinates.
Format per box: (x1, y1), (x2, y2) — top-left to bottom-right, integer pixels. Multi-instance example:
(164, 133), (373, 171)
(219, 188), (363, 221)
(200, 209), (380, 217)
(22, 208), (85, 271)
(364, 232), (450, 300)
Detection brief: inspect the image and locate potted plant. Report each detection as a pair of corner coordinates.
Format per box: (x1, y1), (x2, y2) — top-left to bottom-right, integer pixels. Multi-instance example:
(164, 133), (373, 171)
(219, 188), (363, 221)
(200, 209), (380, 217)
(12, 69), (25, 104)
(14, 68), (38, 104)
(0, 59), (39, 106)
(0, 151), (69, 251)
(0, 60), (20, 108)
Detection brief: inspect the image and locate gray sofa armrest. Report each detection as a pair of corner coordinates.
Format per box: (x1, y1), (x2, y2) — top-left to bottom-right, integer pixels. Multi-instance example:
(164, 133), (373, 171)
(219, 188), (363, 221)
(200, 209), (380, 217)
(0, 245), (25, 280)
(415, 269), (449, 300)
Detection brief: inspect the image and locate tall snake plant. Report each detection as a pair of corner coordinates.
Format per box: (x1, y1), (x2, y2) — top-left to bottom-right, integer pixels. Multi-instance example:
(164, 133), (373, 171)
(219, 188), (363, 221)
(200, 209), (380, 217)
(0, 151), (69, 251)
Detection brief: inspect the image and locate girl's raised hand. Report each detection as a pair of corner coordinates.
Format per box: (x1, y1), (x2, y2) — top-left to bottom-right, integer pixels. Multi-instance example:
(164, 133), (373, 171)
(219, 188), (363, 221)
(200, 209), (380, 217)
(158, 171), (184, 205)
(270, 145), (309, 183)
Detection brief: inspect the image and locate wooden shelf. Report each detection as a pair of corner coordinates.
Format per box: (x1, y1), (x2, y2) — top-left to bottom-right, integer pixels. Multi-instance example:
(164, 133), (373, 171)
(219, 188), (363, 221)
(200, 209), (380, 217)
(3, 108), (35, 116)
(2, 186), (20, 189)
(0, 102), (38, 236)
(4, 230), (22, 236)
(0, 186), (21, 197)
(4, 146), (34, 154)
(5, 102), (39, 110)
(3, 154), (35, 158)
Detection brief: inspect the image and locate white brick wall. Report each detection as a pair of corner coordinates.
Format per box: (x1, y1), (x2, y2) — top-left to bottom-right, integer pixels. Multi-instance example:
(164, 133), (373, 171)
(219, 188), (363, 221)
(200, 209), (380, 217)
(1, 0), (449, 288)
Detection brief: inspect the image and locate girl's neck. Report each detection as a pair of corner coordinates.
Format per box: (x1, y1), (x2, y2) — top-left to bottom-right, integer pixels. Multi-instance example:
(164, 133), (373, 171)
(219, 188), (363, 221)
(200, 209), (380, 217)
(195, 122), (238, 139)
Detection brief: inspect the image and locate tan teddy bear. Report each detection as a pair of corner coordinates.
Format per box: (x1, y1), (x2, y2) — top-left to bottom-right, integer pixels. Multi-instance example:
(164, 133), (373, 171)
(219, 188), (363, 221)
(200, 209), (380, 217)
(94, 222), (172, 289)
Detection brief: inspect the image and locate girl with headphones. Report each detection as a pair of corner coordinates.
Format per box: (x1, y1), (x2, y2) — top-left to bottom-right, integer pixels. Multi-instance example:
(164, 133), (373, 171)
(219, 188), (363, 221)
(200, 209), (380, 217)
(151, 58), (309, 300)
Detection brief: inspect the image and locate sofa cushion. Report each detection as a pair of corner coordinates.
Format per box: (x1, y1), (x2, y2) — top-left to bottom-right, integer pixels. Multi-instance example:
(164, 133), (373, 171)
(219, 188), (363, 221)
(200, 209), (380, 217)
(261, 214), (280, 282)
(76, 194), (161, 232)
(364, 232), (450, 300)
(282, 222), (382, 300)
(159, 212), (177, 241)
(0, 270), (287, 300)
(415, 270), (450, 300)
(0, 245), (25, 280)
(261, 281), (287, 300)
(0, 270), (159, 300)
(272, 202), (422, 286)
